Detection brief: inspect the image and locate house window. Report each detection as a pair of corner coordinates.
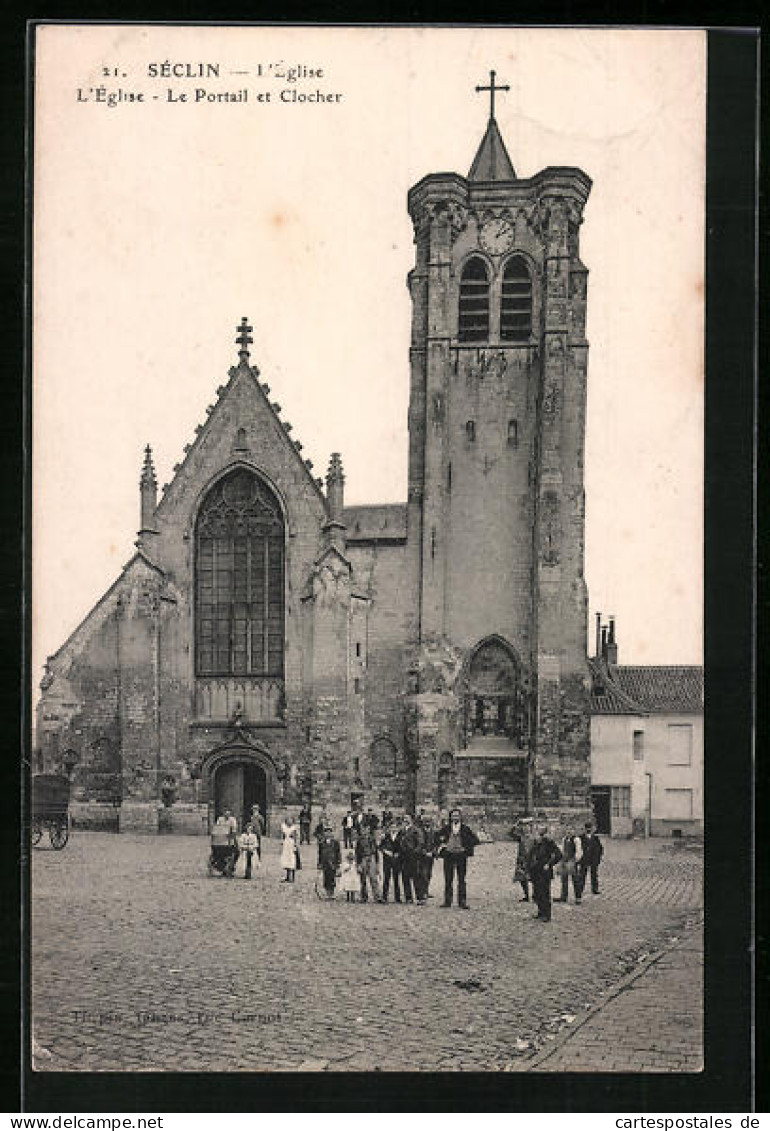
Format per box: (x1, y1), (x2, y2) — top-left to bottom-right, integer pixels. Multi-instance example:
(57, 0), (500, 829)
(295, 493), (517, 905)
(668, 723), (693, 765)
(507, 419), (518, 448)
(458, 257), (490, 342)
(500, 255), (532, 341)
(664, 788), (693, 820)
(466, 420), (476, 442)
(195, 468), (284, 677)
(632, 730), (645, 761)
(355, 642), (361, 658)
(611, 785), (631, 818)
(354, 678), (361, 694)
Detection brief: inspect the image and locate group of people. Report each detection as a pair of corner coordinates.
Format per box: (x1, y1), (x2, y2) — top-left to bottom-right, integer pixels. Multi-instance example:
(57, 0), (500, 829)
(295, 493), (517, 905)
(208, 806), (264, 879)
(209, 803), (604, 922)
(512, 820), (604, 922)
(315, 807), (480, 907)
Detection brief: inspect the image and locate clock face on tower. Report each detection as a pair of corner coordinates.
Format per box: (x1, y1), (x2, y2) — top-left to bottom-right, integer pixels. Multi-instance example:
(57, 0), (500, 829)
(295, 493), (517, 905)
(479, 217), (515, 255)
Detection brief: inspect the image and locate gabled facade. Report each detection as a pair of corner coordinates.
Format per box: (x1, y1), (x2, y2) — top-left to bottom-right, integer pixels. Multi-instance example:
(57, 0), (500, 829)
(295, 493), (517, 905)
(589, 617), (704, 837)
(36, 97), (595, 835)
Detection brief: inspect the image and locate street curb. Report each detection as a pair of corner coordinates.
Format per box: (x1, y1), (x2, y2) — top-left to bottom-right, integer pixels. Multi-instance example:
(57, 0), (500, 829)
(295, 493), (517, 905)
(525, 916), (703, 1071)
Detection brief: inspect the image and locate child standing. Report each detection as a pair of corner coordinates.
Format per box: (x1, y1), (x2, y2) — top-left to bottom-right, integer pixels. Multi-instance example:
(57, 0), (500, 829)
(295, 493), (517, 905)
(237, 823), (259, 879)
(340, 848), (359, 902)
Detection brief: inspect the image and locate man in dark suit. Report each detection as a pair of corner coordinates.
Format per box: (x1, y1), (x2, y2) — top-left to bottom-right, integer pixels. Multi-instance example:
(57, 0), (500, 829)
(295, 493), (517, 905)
(299, 804), (312, 845)
(527, 825), (563, 922)
(396, 813), (425, 904)
(435, 808), (480, 910)
(417, 808), (437, 899)
(342, 810), (354, 848)
(379, 822), (401, 903)
(317, 826), (342, 899)
(580, 822), (604, 894)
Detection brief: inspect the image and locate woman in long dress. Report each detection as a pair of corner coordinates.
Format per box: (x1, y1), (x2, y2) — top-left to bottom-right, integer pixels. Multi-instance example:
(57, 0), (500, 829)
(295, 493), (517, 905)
(280, 815), (299, 883)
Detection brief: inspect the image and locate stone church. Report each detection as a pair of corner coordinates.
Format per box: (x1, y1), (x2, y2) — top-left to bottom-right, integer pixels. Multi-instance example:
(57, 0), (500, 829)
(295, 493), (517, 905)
(36, 86), (594, 836)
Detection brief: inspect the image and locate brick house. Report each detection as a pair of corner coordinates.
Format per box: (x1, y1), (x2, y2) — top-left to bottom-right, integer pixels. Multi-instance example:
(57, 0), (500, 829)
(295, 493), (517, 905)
(589, 617), (704, 837)
(35, 100), (595, 836)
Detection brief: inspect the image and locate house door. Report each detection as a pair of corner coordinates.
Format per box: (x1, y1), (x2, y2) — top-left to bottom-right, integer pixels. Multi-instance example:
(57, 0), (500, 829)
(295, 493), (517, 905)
(591, 786), (611, 835)
(214, 760), (267, 832)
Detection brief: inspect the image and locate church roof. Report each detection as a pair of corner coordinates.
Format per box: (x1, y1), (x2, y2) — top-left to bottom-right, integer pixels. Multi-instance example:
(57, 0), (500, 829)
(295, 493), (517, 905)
(589, 659), (703, 715)
(468, 117), (516, 182)
(343, 503), (407, 543)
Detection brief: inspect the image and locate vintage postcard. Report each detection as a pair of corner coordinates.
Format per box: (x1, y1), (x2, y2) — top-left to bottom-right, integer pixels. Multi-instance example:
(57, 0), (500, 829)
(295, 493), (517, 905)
(31, 25), (705, 1075)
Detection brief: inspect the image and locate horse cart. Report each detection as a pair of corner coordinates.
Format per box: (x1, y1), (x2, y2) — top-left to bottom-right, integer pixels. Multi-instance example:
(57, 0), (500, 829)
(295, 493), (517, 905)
(31, 773), (70, 849)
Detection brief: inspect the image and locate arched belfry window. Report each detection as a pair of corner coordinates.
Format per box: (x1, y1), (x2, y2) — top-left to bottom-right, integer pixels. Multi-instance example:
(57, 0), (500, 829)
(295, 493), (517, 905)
(463, 638), (530, 750)
(458, 257), (490, 342)
(500, 256), (533, 341)
(196, 468), (284, 677)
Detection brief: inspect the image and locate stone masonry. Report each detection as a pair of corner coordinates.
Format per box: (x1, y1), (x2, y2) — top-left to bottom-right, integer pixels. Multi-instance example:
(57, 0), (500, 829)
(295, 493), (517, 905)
(36, 98), (593, 836)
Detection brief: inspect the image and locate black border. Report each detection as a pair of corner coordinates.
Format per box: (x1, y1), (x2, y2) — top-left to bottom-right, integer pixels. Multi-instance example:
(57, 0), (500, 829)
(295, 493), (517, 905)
(7, 18), (758, 1114)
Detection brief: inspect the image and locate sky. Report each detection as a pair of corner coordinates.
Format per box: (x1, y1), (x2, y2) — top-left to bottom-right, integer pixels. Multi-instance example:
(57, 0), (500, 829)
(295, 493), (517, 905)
(32, 25), (705, 685)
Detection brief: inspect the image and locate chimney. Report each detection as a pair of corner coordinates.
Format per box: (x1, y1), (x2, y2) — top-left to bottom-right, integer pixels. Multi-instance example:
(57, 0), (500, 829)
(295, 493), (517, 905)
(323, 452), (347, 552)
(594, 612), (602, 659)
(600, 625), (608, 662)
(606, 615), (618, 665)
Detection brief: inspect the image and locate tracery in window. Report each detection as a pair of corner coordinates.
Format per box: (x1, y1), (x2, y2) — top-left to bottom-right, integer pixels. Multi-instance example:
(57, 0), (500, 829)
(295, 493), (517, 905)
(500, 256), (533, 341)
(458, 257), (490, 342)
(195, 468), (284, 677)
(463, 639), (529, 749)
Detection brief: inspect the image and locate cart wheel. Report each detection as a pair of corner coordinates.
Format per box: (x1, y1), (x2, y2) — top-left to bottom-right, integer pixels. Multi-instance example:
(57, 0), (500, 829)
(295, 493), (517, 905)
(50, 818), (69, 850)
(31, 819), (42, 847)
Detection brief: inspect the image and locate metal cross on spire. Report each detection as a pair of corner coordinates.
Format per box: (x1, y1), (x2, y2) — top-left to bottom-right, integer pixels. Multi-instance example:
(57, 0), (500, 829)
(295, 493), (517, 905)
(475, 69), (510, 121)
(236, 316), (253, 361)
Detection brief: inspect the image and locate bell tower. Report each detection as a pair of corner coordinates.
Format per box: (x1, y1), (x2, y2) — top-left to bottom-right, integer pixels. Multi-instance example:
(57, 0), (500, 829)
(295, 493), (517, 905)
(405, 73), (593, 820)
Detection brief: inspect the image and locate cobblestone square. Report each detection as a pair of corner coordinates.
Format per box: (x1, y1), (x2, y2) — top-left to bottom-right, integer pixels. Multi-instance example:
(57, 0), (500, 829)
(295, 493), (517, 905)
(31, 833), (702, 1073)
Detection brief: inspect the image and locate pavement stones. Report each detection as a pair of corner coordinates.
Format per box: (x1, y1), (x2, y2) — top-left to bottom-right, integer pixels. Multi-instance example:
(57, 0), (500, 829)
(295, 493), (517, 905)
(529, 921), (703, 1072)
(31, 833), (702, 1073)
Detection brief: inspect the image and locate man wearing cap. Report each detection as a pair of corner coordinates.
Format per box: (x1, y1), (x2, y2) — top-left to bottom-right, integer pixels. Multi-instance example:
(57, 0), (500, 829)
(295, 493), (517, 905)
(435, 808), (480, 910)
(579, 822), (604, 895)
(397, 813), (424, 905)
(527, 825), (563, 922)
(317, 825), (342, 899)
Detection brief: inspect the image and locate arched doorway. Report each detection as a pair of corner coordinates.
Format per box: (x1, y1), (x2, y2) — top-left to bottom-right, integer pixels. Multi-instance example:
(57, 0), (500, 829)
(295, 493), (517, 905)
(202, 742), (276, 834)
(214, 759), (267, 833)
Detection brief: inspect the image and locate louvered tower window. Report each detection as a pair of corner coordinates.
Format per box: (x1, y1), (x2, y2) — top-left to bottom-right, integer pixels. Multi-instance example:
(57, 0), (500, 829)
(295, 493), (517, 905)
(196, 468), (284, 676)
(458, 257), (490, 342)
(500, 256), (533, 341)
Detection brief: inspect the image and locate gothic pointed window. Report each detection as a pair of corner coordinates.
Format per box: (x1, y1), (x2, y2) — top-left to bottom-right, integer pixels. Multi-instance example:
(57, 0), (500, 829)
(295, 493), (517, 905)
(195, 468), (284, 677)
(501, 256), (532, 341)
(463, 638), (529, 750)
(458, 257), (490, 342)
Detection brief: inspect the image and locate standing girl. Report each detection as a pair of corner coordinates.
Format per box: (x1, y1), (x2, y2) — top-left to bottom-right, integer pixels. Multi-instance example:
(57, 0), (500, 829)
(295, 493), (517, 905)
(340, 848), (359, 902)
(280, 814), (300, 883)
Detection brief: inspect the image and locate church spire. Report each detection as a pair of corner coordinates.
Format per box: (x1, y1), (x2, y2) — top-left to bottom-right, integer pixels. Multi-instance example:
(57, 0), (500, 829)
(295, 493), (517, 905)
(323, 452), (347, 552)
(138, 444), (158, 548)
(469, 70), (516, 181)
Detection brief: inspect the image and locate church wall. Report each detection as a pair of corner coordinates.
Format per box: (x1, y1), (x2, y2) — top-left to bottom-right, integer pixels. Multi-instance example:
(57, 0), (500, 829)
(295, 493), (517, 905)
(347, 541), (412, 809)
(444, 344), (536, 656)
(144, 365), (329, 828)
